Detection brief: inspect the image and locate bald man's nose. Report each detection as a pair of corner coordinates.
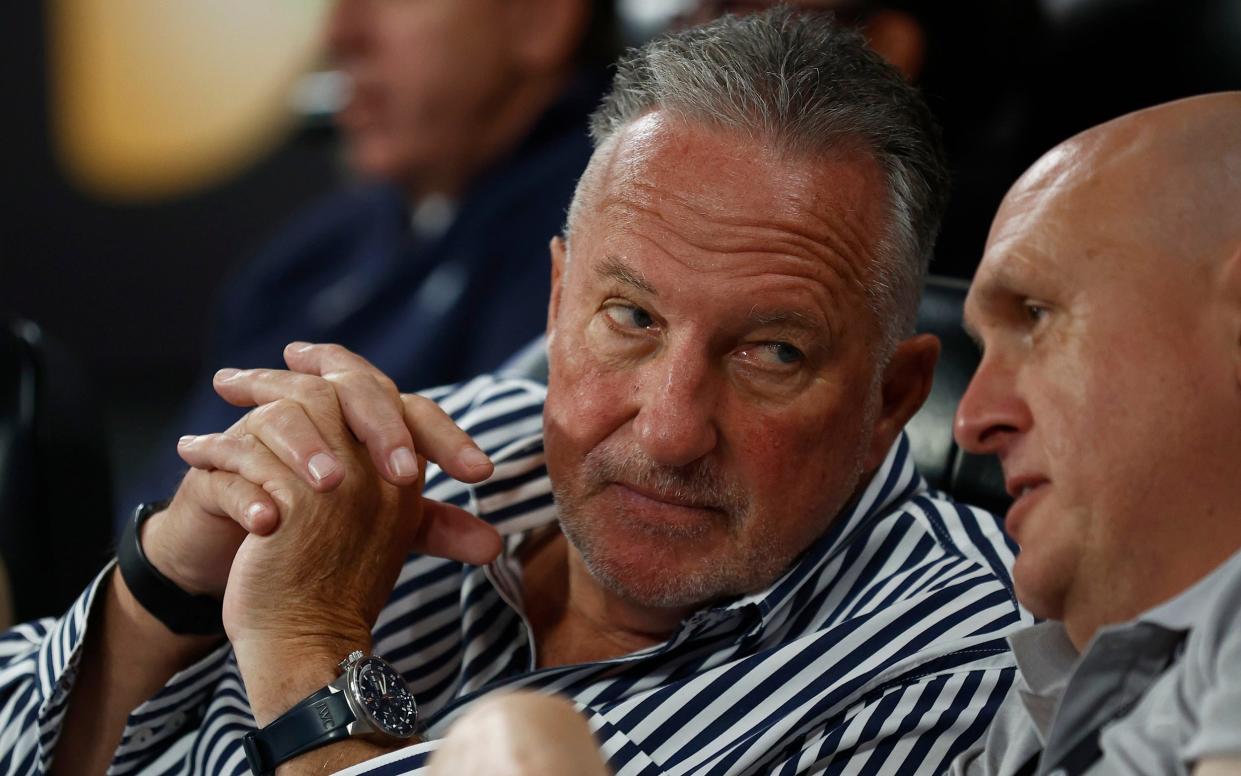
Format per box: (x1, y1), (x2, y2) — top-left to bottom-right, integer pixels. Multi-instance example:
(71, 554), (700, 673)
(954, 355), (1030, 456)
(631, 353), (719, 468)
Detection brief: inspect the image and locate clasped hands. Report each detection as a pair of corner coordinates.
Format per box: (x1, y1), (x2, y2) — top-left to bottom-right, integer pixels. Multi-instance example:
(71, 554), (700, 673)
(142, 342), (502, 721)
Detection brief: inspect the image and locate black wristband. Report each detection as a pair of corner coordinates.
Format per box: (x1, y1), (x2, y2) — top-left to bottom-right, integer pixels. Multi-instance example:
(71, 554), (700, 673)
(243, 688), (354, 776)
(116, 500), (225, 636)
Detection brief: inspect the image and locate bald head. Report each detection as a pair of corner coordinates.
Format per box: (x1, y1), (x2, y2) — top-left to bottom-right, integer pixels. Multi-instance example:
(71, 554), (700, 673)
(956, 92), (1241, 647)
(992, 92), (1241, 276)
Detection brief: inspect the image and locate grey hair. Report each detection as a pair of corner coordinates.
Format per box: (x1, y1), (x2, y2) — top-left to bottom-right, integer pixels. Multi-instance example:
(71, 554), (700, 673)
(566, 7), (949, 356)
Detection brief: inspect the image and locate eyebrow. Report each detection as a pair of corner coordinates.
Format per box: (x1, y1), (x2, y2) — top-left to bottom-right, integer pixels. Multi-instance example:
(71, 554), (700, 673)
(596, 255), (829, 338)
(597, 255), (656, 296)
(748, 306), (821, 333)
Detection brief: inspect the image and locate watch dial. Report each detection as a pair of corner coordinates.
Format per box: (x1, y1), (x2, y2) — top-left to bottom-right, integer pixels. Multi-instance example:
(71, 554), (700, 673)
(354, 658), (418, 738)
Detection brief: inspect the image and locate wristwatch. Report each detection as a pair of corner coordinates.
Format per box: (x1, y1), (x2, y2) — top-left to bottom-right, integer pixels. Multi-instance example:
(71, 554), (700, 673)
(243, 651), (418, 775)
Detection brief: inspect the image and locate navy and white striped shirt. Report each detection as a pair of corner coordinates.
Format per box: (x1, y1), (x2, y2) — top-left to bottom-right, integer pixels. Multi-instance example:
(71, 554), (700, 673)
(0, 375), (1030, 775)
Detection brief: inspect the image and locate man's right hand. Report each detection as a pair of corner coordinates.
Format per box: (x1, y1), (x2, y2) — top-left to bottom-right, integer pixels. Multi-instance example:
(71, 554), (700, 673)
(139, 465), (275, 598)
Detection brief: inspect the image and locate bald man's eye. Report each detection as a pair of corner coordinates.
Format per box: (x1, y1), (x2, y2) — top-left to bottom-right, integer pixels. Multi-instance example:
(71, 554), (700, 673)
(1023, 301), (1048, 325)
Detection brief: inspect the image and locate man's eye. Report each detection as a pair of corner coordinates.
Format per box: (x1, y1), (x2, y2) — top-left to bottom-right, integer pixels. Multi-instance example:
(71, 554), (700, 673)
(1023, 301), (1048, 324)
(768, 342), (804, 364)
(738, 342), (805, 369)
(603, 303), (655, 330)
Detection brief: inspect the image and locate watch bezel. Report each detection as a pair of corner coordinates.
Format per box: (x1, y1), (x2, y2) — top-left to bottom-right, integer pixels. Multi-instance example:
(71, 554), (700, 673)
(344, 654), (418, 740)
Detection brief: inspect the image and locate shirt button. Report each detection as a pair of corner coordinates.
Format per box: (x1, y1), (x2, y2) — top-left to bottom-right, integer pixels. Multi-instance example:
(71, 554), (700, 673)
(168, 711), (189, 730)
(131, 727), (155, 746)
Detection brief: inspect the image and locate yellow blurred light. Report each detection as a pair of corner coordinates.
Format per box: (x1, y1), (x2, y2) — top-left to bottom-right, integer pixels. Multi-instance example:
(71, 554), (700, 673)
(50, 0), (331, 202)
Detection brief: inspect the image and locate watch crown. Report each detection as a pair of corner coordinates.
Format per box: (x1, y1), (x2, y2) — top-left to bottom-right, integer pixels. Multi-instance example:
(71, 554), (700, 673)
(339, 650), (365, 672)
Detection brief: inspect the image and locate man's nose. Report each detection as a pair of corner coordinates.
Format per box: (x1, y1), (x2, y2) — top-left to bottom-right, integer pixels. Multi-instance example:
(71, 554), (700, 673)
(953, 353), (1030, 456)
(631, 350), (719, 468)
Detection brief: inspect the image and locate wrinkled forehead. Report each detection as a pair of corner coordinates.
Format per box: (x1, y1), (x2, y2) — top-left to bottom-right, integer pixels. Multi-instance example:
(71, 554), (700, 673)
(576, 113), (891, 278)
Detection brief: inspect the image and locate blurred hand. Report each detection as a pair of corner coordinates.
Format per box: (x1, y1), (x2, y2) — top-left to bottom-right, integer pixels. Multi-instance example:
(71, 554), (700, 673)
(430, 693), (611, 776)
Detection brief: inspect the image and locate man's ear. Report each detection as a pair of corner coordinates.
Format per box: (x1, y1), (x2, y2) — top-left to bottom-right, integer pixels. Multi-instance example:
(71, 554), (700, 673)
(501, 0), (588, 74)
(547, 235), (568, 339)
(863, 333), (940, 471)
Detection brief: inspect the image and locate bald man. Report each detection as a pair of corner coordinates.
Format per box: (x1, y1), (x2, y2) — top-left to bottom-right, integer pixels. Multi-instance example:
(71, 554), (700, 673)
(950, 92), (1241, 775)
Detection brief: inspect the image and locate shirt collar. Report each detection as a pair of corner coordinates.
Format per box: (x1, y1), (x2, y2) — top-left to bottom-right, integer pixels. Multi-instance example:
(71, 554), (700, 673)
(409, 194), (457, 240)
(663, 433), (925, 640)
(728, 433), (925, 627)
(1005, 549), (1241, 738)
(1008, 621), (1079, 698)
(1136, 547), (1241, 631)
(1007, 621), (1079, 737)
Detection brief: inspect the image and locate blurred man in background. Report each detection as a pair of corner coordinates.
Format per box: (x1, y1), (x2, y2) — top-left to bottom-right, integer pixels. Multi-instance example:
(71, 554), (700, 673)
(125, 0), (616, 522)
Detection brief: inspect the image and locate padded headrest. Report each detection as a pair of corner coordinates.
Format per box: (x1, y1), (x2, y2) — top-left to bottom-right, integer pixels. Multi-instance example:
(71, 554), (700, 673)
(0, 319), (115, 622)
(500, 275), (1011, 514)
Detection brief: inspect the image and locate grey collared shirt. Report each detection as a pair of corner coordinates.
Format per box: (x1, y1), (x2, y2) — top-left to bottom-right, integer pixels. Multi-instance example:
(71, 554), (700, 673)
(950, 548), (1241, 776)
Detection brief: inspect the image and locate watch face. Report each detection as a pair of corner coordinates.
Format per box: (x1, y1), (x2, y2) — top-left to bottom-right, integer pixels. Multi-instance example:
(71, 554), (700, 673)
(351, 657), (418, 738)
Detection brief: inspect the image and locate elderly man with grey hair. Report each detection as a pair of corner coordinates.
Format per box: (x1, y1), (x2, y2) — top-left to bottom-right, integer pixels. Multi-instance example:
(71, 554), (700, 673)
(0, 10), (1026, 775)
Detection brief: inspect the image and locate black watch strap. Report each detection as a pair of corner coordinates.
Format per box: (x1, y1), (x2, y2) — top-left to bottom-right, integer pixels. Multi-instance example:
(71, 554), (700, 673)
(243, 687), (356, 776)
(116, 500), (225, 636)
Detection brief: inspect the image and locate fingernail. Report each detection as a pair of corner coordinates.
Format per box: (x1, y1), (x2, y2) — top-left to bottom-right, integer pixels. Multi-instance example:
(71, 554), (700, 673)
(245, 502), (268, 528)
(459, 447), (492, 471)
(177, 435), (196, 446)
(389, 447), (418, 478)
(308, 452), (339, 483)
(287, 341), (313, 353)
(215, 368), (240, 381)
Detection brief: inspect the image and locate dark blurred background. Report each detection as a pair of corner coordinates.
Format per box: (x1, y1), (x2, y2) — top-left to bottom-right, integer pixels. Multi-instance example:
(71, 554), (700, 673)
(1, 0), (1238, 548)
(2, 1), (344, 491)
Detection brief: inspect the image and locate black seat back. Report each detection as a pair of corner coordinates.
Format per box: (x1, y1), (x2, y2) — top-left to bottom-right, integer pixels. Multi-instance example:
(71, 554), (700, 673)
(907, 277), (1009, 513)
(0, 319), (115, 625)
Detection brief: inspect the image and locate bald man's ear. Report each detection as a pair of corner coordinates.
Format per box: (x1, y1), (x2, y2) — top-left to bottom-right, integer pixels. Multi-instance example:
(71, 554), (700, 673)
(864, 333), (939, 472)
(501, 0), (588, 74)
(547, 236), (568, 339)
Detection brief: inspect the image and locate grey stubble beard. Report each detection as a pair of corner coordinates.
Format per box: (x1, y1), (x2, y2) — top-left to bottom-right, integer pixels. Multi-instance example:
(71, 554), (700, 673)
(552, 441), (788, 610)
